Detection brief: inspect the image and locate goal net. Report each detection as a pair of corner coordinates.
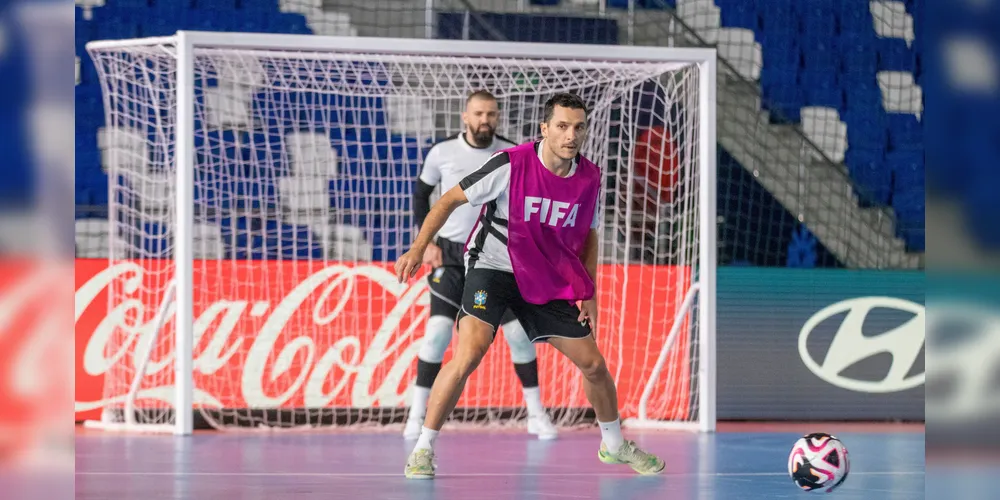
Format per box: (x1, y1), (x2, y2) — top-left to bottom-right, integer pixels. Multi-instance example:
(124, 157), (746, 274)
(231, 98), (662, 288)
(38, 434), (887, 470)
(83, 33), (714, 433)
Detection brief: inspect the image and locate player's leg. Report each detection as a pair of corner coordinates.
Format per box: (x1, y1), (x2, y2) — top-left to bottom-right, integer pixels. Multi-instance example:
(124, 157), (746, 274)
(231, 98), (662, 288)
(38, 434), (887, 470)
(515, 301), (665, 475)
(405, 269), (514, 479)
(499, 311), (557, 439)
(404, 267), (463, 439)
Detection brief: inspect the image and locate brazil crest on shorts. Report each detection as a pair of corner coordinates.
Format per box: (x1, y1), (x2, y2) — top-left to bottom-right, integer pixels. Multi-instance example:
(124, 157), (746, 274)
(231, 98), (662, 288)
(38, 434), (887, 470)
(473, 290), (487, 310)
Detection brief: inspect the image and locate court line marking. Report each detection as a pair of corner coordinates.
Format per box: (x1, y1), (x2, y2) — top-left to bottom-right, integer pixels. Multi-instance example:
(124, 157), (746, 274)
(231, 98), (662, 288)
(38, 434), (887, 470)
(76, 471), (925, 477)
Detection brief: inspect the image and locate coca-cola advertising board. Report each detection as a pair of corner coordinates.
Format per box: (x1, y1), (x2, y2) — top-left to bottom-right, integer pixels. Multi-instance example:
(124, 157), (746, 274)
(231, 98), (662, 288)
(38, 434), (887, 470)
(74, 258), (693, 422)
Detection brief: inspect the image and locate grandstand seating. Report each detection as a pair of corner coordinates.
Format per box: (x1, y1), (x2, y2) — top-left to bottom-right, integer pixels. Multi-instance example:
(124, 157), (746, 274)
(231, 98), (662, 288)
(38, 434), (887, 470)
(75, 0), (926, 263)
(75, 0), (420, 261)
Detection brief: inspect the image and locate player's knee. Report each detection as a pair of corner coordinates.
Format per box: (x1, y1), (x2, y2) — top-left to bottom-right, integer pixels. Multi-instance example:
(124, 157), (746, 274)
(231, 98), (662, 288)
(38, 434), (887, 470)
(453, 343), (488, 377)
(454, 317), (494, 376)
(501, 320), (536, 364)
(418, 315), (455, 363)
(577, 355), (609, 382)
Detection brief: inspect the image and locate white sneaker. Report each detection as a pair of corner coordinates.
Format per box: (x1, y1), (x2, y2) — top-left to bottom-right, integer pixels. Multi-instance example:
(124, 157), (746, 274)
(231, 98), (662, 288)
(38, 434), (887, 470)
(527, 414), (558, 440)
(403, 416), (423, 440)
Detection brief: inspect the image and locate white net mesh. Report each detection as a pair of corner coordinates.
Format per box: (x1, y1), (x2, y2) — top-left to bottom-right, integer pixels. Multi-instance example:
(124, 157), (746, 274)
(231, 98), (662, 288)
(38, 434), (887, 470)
(86, 37), (704, 431)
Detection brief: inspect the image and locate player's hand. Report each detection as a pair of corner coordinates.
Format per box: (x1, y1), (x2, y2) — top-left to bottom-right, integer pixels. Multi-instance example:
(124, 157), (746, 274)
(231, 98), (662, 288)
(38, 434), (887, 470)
(422, 242), (443, 269)
(578, 298), (598, 332)
(394, 245), (426, 283)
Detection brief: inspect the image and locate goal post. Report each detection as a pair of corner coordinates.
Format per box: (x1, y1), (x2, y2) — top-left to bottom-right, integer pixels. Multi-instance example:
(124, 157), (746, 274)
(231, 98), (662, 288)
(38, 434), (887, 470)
(83, 31), (716, 435)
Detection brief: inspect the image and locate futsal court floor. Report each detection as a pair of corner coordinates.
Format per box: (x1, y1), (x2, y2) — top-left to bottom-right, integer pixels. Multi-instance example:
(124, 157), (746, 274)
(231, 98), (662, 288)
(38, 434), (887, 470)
(75, 422), (925, 499)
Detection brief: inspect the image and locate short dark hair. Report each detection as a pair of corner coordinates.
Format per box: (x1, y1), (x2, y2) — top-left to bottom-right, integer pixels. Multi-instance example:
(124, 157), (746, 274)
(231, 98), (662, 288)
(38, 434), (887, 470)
(542, 93), (588, 123)
(467, 90), (497, 103)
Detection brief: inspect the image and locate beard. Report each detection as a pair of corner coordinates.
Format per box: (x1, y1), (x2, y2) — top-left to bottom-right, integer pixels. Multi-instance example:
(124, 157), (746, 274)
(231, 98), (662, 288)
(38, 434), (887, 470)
(469, 125), (495, 147)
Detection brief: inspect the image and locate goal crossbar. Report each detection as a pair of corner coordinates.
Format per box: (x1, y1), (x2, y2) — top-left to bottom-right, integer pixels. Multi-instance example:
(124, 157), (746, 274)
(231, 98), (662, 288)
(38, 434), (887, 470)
(86, 31), (718, 64)
(83, 30), (717, 436)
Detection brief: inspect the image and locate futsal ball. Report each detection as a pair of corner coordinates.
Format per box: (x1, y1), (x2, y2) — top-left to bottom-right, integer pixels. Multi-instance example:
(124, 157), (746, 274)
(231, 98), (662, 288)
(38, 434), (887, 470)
(787, 433), (850, 493)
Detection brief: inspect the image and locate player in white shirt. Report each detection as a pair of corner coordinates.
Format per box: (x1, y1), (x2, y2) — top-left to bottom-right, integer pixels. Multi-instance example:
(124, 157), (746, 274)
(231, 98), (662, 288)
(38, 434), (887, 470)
(404, 90), (558, 440)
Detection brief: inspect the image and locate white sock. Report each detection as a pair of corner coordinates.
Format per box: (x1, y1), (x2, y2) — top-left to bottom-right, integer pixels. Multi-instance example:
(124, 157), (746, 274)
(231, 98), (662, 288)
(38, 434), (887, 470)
(599, 418), (624, 453)
(409, 386), (431, 421)
(523, 386), (546, 418)
(414, 426), (439, 451)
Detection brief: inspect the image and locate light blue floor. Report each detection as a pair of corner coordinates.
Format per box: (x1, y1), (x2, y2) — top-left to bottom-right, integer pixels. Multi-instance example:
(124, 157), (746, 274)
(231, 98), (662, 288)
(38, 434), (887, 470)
(75, 429), (925, 499)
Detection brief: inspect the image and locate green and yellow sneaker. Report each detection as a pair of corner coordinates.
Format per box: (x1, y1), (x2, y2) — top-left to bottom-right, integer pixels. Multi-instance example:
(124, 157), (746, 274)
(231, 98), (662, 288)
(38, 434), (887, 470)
(597, 440), (665, 475)
(404, 448), (436, 479)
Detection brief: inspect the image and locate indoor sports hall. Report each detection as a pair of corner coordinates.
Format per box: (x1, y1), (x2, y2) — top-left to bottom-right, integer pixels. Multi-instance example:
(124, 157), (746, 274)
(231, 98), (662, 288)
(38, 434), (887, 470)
(74, 0), (927, 498)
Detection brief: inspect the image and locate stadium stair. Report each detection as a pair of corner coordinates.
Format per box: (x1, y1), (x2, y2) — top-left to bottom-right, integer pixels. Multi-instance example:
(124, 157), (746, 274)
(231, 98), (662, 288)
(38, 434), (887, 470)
(665, 0), (923, 267)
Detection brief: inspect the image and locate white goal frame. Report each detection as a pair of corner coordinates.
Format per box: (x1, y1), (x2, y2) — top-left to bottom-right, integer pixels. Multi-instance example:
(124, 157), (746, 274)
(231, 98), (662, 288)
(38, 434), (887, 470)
(83, 31), (717, 436)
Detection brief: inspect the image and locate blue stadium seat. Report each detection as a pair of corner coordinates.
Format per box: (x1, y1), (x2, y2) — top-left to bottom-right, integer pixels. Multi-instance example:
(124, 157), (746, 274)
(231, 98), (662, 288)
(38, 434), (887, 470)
(640, 0), (675, 7)
(719, 1), (758, 31)
(193, 0), (240, 11)
(759, 63), (796, 90)
(887, 150), (924, 193)
(807, 86), (844, 111)
(222, 218), (324, 259)
(800, 12), (837, 39)
(141, 221), (172, 258)
(763, 84), (804, 122)
(436, 12), (618, 45)
(843, 81), (882, 112)
(844, 109), (888, 150)
(877, 37), (916, 71)
(758, 34), (799, 67)
(886, 115), (923, 150)
(837, 7), (876, 38)
(840, 42), (878, 76)
(801, 48), (840, 76)
(846, 151), (892, 207)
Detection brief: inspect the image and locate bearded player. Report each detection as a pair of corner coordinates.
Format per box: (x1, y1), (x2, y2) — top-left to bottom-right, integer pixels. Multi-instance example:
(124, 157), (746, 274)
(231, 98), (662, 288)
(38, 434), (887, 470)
(396, 93), (665, 478)
(404, 90), (558, 441)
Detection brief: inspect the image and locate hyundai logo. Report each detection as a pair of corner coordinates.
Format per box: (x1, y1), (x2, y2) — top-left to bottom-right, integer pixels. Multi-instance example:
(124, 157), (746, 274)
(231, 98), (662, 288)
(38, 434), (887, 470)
(798, 297), (925, 393)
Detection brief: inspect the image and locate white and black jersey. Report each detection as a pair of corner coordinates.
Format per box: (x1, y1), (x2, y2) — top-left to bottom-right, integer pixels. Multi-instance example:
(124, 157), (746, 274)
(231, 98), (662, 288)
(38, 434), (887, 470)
(459, 140), (601, 274)
(414, 133), (517, 246)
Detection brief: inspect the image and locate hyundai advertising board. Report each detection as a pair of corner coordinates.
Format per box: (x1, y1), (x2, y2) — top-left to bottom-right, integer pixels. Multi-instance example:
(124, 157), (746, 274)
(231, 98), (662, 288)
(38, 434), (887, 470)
(716, 268), (925, 421)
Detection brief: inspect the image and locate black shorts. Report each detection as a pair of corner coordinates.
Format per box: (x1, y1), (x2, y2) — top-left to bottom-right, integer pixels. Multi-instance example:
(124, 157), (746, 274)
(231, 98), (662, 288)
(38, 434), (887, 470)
(428, 266), (516, 324)
(457, 268), (592, 343)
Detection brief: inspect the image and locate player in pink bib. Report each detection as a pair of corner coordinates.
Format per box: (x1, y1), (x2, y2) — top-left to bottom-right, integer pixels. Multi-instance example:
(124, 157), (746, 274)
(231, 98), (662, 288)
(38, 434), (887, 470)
(395, 93), (666, 479)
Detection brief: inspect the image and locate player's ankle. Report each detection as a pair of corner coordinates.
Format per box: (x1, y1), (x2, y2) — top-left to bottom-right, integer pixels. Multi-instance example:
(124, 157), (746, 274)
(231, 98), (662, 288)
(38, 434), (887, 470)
(598, 418), (624, 453)
(414, 426), (440, 451)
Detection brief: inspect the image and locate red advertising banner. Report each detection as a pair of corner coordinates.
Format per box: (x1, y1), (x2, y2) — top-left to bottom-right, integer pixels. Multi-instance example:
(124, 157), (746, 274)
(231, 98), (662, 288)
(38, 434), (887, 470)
(1, 260), (73, 460)
(74, 259), (692, 423)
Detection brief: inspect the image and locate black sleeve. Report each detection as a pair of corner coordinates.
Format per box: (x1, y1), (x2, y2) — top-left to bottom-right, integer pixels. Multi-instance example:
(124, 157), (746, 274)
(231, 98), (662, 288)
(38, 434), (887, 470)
(413, 179), (435, 228)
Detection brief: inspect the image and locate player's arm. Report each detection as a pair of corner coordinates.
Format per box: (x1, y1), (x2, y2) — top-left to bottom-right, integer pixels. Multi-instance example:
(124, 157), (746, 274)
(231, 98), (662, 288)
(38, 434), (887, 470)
(396, 152), (509, 281)
(413, 147), (443, 231)
(410, 185), (469, 253)
(413, 180), (435, 229)
(413, 148), (445, 267)
(415, 152), (508, 247)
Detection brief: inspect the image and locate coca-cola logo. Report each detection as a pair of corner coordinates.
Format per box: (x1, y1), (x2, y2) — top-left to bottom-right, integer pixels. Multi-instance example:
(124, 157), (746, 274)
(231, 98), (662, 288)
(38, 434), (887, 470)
(74, 260), (432, 412)
(72, 259), (693, 422)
